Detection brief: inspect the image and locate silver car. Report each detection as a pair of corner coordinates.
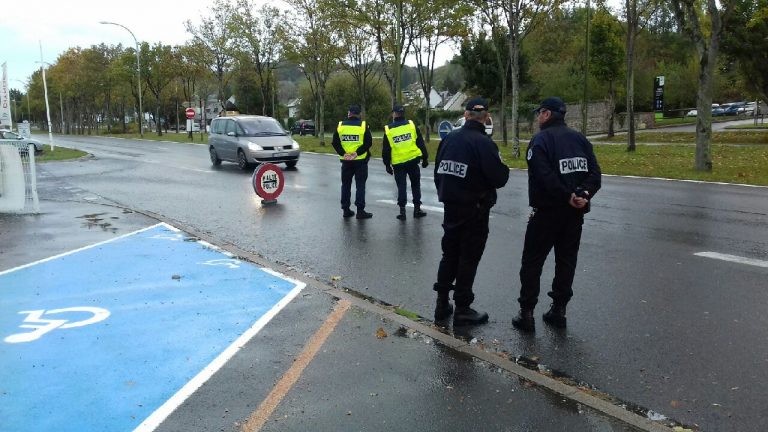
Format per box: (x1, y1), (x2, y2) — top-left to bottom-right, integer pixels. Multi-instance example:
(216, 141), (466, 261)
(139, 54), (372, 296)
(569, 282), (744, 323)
(0, 130), (44, 155)
(208, 116), (300, 170)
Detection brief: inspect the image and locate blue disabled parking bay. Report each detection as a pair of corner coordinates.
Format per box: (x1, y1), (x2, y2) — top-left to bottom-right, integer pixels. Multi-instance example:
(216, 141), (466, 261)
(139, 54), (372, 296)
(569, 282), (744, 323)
(0, 223), (305, 432)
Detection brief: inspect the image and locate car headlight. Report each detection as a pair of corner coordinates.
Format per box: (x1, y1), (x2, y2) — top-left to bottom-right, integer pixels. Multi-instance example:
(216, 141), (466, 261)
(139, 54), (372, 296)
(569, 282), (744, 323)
(248, 141), (263, 151)
(292, 140), (300, 150)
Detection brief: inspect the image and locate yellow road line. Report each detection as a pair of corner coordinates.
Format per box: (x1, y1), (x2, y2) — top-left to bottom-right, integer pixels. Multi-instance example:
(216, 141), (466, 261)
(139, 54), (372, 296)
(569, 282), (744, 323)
(240, 299), (351, 432)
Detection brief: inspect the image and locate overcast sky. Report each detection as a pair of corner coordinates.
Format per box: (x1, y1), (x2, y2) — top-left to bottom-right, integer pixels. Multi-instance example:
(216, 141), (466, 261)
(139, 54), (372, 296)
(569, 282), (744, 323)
(0, 0), (460, 92)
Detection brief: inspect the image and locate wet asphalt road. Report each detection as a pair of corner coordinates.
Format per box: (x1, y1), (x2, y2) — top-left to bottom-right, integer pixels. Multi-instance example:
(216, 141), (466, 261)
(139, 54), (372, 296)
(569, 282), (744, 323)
(30, 134), (768, 431)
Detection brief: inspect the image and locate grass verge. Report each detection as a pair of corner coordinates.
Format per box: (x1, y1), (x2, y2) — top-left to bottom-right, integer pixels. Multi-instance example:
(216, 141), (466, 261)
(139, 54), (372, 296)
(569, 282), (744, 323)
(37, 145), (88, 162)
(595, 131), (768, 144)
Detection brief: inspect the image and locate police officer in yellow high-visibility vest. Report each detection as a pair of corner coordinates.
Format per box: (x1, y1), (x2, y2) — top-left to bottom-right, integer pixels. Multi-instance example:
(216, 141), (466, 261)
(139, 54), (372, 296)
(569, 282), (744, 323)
(382, 105), (429, 220)
(331, 104), (373, 219)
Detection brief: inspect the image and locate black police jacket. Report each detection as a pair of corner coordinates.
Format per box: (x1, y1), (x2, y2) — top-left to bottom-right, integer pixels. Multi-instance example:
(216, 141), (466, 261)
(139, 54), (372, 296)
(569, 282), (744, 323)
(525, 117), (601, 211)
(434, 119), (509, 206)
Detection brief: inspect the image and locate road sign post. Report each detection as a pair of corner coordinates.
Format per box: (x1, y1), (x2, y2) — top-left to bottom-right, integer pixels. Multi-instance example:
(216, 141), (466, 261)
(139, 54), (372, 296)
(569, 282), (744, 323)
(185, 108), (195, 141)
(252, 163), (285, 205)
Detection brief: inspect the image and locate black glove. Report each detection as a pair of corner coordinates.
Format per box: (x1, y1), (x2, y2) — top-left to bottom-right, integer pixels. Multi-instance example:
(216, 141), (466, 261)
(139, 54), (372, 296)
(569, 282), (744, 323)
(421, 159), (429, 168)
(385, 165), (393, 175)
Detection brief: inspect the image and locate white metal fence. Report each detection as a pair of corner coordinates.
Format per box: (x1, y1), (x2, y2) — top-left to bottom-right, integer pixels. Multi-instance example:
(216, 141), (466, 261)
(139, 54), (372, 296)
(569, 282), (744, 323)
(0, 143), (40, 214)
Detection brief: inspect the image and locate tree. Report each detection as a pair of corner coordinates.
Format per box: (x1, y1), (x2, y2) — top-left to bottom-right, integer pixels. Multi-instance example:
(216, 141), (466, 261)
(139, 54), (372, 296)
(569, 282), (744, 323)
(339, 0), (416, 105)
(482, 0), (563, 158)
(624, 0), (660, 151)
(230, 1), (283, 116)
(333, 24), (383, 118)
(185, 1), (237, 107)
(143, 43), (179, 135)
(590, 6), (625, 137)
(721, 0), (768, 104)
(281, 0), (342, 144)
(671, 0), (731, 171)
(410, 0), (471, 141)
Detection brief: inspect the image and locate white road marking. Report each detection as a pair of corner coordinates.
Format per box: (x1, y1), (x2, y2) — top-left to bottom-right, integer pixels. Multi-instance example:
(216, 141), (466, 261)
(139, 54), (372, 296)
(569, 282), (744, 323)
(694, 252), (768, 268)
(376, 200), (444, 213)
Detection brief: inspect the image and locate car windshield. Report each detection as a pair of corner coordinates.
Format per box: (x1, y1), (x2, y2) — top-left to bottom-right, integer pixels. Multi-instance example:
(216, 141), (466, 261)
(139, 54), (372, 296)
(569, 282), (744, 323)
(238, 118), (287, 136)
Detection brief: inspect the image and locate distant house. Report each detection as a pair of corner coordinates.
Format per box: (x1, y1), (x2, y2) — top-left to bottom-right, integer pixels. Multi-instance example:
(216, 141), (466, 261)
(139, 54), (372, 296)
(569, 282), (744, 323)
(287, 98), (301, 119)
(404, 84), (443, 109)
(441, 92), (468, 112)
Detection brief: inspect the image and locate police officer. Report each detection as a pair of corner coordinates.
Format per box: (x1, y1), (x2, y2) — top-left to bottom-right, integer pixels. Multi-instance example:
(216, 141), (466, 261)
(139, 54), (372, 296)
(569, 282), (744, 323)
(382, 105), (429, 220)
(332, 104), (373, 219)
(433, 97), (510, 325)
(512, 97), (602, 332)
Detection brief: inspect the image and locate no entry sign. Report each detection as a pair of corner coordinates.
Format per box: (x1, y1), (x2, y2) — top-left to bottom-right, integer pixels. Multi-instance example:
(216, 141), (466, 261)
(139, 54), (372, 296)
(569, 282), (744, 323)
(185, 108), (195, 119)
(252, 163), (284, 203)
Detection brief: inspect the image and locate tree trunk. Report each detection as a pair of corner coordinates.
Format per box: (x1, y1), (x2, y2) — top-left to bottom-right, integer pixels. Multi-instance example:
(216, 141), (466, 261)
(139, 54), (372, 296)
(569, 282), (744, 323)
(608, 79), (616, 137)
(693, 31), (718, 171)
(509, 35), (521, 158)
(626, 13), (636, 152)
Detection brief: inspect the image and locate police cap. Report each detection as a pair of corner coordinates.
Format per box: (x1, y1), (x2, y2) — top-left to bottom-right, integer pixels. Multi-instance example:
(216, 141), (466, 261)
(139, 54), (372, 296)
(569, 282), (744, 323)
(465, 97), (489, 112)
(534, 97), (567, 115)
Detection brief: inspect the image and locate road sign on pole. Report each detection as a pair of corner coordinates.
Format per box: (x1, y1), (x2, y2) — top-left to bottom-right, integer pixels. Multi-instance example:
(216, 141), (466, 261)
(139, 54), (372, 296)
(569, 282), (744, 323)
(185, 108), (195, 119)
(438, 121), (453, 140)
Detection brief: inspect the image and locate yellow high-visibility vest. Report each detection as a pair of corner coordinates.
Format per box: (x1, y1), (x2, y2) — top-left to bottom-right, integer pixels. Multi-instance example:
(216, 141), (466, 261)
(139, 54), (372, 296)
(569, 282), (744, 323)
(337, 121), (367, 160)
(385, 120), (421, 165)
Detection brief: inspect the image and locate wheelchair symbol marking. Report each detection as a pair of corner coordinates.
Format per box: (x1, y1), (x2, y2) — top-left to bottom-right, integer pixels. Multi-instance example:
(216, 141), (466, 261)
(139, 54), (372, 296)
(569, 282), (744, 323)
(198, 259), (241, 269)
(4, 307), (111, 343)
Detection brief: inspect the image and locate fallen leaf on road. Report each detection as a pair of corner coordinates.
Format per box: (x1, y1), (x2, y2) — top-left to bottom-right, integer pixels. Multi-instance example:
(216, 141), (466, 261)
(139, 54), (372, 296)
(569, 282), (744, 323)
(376, 327), (387, 339)
(331, 275), (342, 281)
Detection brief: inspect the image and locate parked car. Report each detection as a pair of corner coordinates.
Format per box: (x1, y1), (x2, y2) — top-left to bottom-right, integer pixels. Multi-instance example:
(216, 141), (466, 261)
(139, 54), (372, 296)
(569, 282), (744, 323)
(712, 104), (727, 116)
(686, 104), (720, 117)
(740, 102), (762, 116)
(723, 102), (746, 116)
(453, 116), (494, 136)
(208, 115), (300, 170)
(290, 120), (315, 136)
(0, 130), (44, 155)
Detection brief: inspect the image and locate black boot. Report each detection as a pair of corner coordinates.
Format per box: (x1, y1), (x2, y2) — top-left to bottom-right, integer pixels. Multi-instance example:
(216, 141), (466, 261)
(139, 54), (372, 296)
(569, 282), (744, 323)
(434, 292), (453, 320)
(413, 204), (427, 218)
(512, 309), (535, 332)
(396, 206), (406, 220)
(542, 303), (567, 328)
(453, 306), (489, 325)
(342, 208), (355, 218)
(356, 208), (372, 219)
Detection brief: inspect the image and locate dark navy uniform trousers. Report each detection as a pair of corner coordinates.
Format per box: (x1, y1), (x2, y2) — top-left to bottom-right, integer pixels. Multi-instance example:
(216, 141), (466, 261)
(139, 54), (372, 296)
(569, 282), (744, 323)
(340, 160), (368, 210)
(393, 159), (422, 207)
(518, 207), (584, 310)
(435, 202), (491, 308)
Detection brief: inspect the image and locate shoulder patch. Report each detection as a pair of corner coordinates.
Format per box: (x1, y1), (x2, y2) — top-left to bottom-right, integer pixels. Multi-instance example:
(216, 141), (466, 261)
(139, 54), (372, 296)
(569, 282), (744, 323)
(526, 148), (533, 161)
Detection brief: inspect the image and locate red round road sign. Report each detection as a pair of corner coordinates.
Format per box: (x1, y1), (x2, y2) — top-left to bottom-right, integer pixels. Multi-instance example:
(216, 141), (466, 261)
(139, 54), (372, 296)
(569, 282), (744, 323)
(185, 108), (195, 119)
(251, 163), (285, 201)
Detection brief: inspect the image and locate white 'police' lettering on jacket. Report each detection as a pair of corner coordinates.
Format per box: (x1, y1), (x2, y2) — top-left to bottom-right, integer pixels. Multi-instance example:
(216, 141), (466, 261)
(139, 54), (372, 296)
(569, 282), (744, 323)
(341, 134), (360, 142)
(437, 160), (468, 178)
(559, 157), (588, 174)
(392, 133), (413, 144)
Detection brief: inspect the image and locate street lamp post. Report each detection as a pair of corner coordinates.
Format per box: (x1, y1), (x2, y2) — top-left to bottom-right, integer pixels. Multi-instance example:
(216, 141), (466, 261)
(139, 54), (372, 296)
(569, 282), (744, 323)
(100, 21), (143, 138)
(37, 42), (55, 151)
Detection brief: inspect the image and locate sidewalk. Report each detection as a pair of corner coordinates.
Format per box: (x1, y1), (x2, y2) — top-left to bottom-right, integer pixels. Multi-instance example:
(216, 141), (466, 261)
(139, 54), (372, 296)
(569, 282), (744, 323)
(0, 189), (681, 432)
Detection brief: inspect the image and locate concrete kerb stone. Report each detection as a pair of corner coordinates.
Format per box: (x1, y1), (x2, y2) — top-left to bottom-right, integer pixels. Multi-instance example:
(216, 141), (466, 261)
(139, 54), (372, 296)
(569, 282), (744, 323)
(130, 207), (673, 432)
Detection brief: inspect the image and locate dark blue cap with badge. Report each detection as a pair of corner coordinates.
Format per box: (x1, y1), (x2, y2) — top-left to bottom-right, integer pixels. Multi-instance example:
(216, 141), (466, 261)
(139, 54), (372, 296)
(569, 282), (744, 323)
(465, 97), (489, 112)
(534, 97), (567, 114)
(392, 104), (405, 114)
(348, 104), (362, 115)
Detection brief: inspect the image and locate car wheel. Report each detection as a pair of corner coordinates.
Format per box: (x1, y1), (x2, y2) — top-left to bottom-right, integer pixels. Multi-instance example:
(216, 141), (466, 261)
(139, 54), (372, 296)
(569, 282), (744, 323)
(209, 147), (222, 166)
(285, 161), (297, 168)
(237, 150), (251, 170)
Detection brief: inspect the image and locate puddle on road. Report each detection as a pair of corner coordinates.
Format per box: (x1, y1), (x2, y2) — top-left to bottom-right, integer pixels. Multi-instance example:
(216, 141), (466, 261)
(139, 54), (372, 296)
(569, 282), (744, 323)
(76, 213), (118, 233)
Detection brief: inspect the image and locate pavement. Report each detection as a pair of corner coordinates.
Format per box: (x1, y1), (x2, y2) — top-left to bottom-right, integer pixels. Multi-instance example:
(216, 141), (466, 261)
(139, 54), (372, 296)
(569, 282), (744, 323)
(0, 173), (685, 431)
